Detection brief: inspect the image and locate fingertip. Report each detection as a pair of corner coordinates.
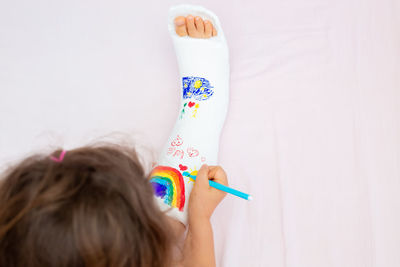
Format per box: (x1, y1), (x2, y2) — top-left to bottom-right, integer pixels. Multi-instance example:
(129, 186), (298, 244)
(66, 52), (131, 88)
(195, 164), (210, 185)
(199, 164), (208, 170)
(198, 164), (209, 177)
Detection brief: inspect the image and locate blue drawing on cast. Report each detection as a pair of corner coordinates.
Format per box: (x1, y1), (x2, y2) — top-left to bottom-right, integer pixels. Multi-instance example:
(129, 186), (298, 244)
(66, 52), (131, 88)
(182, 76), (214, 101)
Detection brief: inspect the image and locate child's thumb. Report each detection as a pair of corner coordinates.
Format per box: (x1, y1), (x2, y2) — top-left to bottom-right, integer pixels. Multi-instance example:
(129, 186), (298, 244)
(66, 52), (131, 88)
(195, 164), (210, 188)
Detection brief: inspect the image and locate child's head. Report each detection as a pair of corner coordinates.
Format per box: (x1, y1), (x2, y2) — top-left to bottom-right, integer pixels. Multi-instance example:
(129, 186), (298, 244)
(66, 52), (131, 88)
(0, 144), (173, 267)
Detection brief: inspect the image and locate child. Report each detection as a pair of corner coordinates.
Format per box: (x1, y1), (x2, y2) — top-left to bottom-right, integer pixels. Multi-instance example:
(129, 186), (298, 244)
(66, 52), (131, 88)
(0, 4), (230, 267)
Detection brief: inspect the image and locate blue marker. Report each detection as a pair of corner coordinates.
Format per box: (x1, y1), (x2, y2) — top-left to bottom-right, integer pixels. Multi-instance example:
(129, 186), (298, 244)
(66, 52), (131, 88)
(182, 171), (252, 201)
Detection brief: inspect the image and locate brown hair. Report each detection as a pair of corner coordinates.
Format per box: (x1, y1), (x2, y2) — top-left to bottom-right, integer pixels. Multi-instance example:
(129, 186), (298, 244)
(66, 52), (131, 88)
(0, 144), (174, 267)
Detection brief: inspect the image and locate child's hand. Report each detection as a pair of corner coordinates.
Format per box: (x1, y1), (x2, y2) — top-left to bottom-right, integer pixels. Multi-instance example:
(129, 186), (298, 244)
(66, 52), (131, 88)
(188, 164), (228, 221)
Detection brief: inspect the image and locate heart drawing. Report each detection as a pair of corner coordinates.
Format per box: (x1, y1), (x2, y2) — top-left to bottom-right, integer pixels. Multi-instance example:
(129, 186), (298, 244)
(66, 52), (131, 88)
(179, 164), (188, 171)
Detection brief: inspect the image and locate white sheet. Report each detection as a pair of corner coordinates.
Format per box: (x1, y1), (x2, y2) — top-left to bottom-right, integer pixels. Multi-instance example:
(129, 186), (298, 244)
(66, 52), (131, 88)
(1, 0), (399, 266)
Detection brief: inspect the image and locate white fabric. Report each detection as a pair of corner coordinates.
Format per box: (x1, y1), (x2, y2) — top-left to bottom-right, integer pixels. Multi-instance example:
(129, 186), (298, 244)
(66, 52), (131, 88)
(0, 0), (399, 266)
(153, 4), (230, 224)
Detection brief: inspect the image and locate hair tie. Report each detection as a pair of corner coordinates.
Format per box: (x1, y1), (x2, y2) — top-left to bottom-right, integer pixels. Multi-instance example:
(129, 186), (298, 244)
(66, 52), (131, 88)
(50, 150), (67, 162)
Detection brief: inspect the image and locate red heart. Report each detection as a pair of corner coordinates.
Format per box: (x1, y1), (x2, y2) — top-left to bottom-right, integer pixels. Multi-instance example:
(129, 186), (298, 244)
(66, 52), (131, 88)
(188, 102), (195, 108)
(179, 164), (188, 171)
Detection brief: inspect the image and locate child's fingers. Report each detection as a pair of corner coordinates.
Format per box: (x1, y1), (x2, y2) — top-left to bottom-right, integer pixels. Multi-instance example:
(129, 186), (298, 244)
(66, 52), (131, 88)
(195, 164), (210, 188)
(208, 166), (228, 187)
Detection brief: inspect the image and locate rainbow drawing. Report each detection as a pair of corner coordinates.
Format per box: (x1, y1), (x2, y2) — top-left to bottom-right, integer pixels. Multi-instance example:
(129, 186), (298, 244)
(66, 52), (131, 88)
(150, 166), (185, 211)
